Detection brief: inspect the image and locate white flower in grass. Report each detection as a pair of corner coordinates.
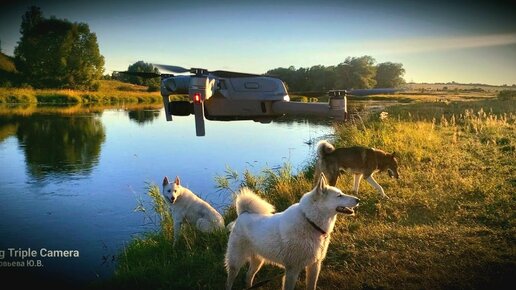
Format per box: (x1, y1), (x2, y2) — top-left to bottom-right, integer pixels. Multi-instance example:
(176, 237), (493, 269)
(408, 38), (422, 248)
(379, 111), (389, 121)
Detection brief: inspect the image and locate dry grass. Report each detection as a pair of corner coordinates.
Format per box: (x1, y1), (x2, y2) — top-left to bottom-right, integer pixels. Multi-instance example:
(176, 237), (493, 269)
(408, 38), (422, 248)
(102, 98), (515, 290)
(0, 80), (162, 104)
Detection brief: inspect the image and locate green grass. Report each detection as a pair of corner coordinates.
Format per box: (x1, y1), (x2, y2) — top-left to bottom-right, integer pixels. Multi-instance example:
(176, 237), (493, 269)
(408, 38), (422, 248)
(99, 98), (515, 290)
(96, 185), (230, 290)
(0, 80), (164, 104)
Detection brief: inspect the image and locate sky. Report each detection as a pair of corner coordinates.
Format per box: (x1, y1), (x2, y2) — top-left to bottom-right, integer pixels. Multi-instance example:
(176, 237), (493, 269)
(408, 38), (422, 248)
(1, 0), (515, 85)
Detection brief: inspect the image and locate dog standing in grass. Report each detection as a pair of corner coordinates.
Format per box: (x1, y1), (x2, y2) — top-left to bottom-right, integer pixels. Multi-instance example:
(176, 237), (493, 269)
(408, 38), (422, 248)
(162, 176), (225, 245)
(225, 174), (359, 290)
(315, 140), (400, 199)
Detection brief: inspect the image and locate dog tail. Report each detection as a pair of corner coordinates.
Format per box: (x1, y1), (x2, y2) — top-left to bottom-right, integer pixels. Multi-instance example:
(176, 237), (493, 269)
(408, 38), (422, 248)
(226, 221), (236, 232)
(235, 187), (275, 216)
(317, 140), (335, 158)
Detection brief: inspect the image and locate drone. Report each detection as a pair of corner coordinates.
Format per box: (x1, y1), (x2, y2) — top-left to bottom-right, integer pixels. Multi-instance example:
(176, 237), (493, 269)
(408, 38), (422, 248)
(118, 64), (396, 136)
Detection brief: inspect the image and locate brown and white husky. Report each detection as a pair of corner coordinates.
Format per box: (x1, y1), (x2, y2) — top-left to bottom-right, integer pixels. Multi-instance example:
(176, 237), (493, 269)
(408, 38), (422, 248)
(314, 140), (400, 198)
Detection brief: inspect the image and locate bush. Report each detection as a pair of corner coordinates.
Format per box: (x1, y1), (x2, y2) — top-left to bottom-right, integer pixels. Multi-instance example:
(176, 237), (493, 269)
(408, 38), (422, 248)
(147, 84), (160, 92)
(116, 85), (139, 92)
(497, 90), (516, 100)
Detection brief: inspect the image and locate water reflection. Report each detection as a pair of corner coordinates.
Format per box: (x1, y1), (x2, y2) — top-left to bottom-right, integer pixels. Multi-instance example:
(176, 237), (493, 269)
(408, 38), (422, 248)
(0, 122), (18, 142)
(0, 103), (162, 116)
(0, 103), (335, 285)
(127, 109), (161, 125)
(0, 114), (106, 178)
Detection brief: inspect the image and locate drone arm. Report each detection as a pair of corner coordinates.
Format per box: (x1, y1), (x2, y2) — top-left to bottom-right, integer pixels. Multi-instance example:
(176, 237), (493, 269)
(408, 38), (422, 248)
(271, 96), (347, 120)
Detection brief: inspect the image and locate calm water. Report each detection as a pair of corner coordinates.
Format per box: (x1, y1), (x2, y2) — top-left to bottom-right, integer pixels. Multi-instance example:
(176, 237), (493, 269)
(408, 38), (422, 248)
(0, 104), (334, 285)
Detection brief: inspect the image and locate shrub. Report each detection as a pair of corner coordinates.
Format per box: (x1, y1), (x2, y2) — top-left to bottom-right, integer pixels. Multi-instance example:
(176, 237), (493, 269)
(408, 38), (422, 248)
(497, 89), (516, 100)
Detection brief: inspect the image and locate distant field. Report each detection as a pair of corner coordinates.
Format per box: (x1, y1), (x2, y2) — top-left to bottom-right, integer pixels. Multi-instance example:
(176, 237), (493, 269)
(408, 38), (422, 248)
(403, 82), (516, 92)
(290, 82), (516, 104)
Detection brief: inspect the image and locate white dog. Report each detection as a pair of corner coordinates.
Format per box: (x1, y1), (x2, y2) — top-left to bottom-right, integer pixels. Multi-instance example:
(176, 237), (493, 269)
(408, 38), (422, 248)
(162, 176), (225, 244)
(225, 174), (359, 290)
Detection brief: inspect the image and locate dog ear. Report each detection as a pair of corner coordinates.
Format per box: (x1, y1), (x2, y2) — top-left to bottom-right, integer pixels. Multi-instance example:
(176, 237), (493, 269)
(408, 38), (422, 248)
(321, 173), (328, 187)
(163, 176), (169, 186)
(316, 173), (328, 195)
(175, 176), (181, 186)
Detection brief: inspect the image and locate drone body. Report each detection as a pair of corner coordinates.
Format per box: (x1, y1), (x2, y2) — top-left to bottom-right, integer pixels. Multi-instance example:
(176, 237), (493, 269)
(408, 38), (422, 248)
(120, 65), (350, 136)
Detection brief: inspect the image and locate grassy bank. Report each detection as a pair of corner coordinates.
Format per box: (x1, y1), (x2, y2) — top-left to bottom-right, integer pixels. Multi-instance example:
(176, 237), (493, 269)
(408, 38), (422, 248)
(0, 102), (163, 117)
(291, 86), (503, 105)
(99, 98), (515, 289)
(0, 80), (163, 104)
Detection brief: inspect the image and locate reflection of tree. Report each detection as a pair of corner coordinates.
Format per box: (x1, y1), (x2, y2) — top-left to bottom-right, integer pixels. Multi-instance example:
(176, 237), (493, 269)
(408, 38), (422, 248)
(272, 116), (333, 126)
(15, 115), (105, 178)
(127, 109), (160, 125)
(0, 116), (19, 142)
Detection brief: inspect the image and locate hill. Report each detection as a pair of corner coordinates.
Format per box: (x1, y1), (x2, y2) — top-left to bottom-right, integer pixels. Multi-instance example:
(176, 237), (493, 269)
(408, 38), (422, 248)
(0, 52), (16, 73)
(0, 52), (18, 86)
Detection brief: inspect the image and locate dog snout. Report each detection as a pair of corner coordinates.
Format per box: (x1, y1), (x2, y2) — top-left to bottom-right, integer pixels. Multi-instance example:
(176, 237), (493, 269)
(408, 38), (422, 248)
(388, 168), (400, 179)
(170, 196), (175, 203)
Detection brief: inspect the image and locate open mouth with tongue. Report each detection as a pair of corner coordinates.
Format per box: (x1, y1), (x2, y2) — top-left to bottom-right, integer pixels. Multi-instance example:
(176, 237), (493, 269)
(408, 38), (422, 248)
(336, 206), (357, 215)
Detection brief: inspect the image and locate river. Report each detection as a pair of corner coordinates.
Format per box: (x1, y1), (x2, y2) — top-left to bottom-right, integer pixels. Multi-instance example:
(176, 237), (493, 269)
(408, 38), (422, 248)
(0, 103), (335, 285)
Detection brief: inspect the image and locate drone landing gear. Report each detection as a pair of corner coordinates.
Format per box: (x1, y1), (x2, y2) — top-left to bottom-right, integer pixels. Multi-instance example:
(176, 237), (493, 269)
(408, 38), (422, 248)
(193, 101), (206, 136)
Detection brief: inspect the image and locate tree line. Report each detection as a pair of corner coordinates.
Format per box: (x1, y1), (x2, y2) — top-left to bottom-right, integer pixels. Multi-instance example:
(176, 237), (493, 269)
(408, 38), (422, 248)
(266, 56), (405, 92)
(1, 7), (405, 92)
(112, 56), (405, 93)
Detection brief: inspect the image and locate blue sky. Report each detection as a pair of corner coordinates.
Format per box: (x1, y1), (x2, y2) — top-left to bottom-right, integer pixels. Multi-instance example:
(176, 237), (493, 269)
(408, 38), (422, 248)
(1, 0), (515, 85)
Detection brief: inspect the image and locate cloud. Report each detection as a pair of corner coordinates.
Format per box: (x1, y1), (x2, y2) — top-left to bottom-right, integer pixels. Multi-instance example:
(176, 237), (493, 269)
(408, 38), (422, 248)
(352, 33), (516, 55)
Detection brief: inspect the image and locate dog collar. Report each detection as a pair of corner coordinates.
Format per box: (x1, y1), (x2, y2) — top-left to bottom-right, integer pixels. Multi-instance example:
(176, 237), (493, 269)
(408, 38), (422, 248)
(303, 212), (327, 237)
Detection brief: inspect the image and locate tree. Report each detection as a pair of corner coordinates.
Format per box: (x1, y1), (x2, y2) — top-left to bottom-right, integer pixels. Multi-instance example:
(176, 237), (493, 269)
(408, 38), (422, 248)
(375, 62), (405, 88)
(266, 66), (297, 91)
(334, 62), (352, 89)
(305, 65), (336, 92)
(20, 6), (43, 36)
(117, 61), (161, 91)
(342, 56), (377, 89)
(14, 6), (104, 89)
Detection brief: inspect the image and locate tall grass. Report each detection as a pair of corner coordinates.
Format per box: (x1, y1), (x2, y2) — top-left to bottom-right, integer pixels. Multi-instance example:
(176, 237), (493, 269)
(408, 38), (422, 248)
(321, 103), (514, 289)
(103, 184), (230, 290)
(101, 99), (515, 290)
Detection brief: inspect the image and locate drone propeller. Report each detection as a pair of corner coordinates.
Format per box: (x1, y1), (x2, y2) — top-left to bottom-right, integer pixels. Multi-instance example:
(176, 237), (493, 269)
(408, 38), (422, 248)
(153, 64), (190, 74)
(153, 63), (275, 78)
(328, 88), (401, 98)
(210, 70), (264, 78)
(115, 71), (162, 78)
(118, 63), (278, 80)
